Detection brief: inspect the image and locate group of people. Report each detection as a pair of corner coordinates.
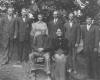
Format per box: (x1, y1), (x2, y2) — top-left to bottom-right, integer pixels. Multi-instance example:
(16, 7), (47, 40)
(0, 7), (100, 80)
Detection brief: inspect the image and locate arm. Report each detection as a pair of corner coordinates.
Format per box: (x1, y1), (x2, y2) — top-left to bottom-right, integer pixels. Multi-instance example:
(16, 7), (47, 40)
(76, 23), (81, 45)
(14, 18), (19, 39)
(95, 26), (99, 49)
(44, 23), (48, 35)
(30, 23), (35, 36)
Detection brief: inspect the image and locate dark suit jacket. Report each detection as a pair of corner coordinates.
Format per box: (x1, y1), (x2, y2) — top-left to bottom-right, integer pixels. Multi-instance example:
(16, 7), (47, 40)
(64, 20), (81, 47)
(0, 15), (17, 48)
(81, 24), (99, 49)
(33, 34), (51, 51)
(16, 17), (30, 42)
(48, 18), (64, 39)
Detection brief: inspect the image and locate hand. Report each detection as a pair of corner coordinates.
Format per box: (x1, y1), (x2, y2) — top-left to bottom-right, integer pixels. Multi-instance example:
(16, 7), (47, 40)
(94, 48), (98, 52)
(75, 43), (79, 47)
(38, 48), (44, 52)
(14, 35), (17, 39)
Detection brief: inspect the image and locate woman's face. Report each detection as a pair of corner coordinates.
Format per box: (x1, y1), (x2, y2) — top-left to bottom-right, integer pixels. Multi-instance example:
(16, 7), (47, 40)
(56, 29), (62, 36)
(38, 14), (43, 21)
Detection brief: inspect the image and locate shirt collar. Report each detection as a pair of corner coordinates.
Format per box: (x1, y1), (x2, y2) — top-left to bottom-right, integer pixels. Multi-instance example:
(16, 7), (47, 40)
(37, 21), (43, 23)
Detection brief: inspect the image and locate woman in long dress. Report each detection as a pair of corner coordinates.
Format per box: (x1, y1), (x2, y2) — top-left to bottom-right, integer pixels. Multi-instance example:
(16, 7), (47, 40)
(53, 51), (67, 80)
(51, 29), (69, 80)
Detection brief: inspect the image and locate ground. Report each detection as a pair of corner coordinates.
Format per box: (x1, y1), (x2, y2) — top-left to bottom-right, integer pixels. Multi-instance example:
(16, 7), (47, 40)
(0, 49), (100, 80)
(0, 56), (97, 80)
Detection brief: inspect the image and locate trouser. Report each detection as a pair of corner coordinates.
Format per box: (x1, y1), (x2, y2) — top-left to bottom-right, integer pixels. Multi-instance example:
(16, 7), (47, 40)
(84, 47), (98, 79)
(18, 41), (25, 62)
(68, 43), (77, 71)
(1, 39), (15, 64)
(18, 40), (31, 62)
(7, 39), (15, 62)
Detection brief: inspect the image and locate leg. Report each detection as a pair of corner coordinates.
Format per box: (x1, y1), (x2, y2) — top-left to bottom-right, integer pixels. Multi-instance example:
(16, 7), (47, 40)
(7, 39), (14, 63)
(18, 41), (24, 62)
(43, 52), (50, 74)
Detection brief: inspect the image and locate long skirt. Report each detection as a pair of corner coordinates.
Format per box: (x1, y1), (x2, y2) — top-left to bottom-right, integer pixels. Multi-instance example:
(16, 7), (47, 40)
(53, 56), (66, 80)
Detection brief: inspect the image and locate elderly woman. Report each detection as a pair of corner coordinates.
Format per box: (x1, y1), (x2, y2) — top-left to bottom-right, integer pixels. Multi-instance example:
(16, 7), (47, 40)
(51, 28), (69, 80)
(29, 13), (50, 74)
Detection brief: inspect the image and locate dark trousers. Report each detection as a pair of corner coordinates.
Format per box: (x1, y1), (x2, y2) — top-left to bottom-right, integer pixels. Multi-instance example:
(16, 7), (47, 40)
(84, 46), (98, 79)
(68, 42), (77, 71)
(18, 41), (25, 62)
(18, 40), (31, 62)
(7, 39), (15, 62)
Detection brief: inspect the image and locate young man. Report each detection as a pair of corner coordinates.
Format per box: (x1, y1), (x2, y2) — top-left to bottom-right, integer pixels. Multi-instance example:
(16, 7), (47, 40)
(81, 17), (99, 79)
(64, 13), (81, 72)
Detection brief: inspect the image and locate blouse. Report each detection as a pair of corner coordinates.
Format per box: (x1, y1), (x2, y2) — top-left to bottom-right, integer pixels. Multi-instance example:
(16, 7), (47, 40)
(31, 21), (48, 37)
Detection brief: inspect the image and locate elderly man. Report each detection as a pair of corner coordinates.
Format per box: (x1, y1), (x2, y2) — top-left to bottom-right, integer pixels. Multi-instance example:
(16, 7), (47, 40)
(0, 7), (17, 64)
(16, 8), (31, 63)
(48, 11), (64, 39)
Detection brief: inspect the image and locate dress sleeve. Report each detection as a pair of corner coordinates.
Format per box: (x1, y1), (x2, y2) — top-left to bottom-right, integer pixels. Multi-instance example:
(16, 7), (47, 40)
(44, 23), (48, 35)
(30, 23), (36, 36)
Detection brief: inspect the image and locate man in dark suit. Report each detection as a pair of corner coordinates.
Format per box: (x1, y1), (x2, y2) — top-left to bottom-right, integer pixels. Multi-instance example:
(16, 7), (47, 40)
(0, 7), (17, 64)
(48, 11), (64, 39)
(81, 17), (99, 79)
(16, 8), (31, 63)
(63, 13), (81, 72)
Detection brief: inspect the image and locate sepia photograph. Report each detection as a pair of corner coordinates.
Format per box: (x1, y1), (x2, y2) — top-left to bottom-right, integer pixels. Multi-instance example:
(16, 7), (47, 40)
(0, 0), (100, 80)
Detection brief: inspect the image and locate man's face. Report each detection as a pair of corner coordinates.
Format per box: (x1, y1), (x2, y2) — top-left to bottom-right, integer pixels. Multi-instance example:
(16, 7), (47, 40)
(38, 14), (43, 21)
(53, 12), (58, 18)
(69, 13), (73, 20)
(7, 8), (13, 15)
(56, 29), (62, 36)
(21, 9), (27, 17)
(86, 18), (92, 25)
(74, 11), (77, 16)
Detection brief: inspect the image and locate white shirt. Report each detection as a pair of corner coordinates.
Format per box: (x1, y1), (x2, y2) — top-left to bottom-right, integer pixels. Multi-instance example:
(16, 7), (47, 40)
(87, 24), (91, 31)
(69, 21), (73, 28)
(22, 17), (26, 22)
(8, 15), (12, 21)
(54, 18), (58, 23)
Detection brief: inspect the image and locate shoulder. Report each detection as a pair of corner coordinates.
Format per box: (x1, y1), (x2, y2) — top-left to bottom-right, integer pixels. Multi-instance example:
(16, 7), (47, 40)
(81, 24), (86, 29)
(64, 21), (68, 26)
(42, 21), (47, 25)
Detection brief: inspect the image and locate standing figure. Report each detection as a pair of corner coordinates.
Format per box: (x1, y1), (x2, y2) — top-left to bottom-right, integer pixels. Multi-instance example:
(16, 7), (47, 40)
(16, 8), (30, 63)
(51, 29), (69, 80)
(30, 14), (48, 39)
(64, 13), (81, 72)
(81, 17), (99, 79)
(48, 11), (64, 39)
(0, 7), (17, 64)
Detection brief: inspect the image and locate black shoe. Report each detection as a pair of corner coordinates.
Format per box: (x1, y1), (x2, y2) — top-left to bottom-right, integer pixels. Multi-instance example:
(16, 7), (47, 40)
(2, 61), (9, 65)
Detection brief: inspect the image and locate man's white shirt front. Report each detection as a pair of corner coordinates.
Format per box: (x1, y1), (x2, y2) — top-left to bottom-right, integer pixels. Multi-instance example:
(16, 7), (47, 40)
(87, 24), (91, 31)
